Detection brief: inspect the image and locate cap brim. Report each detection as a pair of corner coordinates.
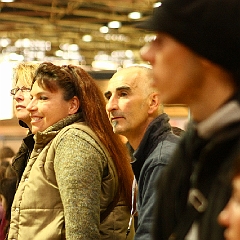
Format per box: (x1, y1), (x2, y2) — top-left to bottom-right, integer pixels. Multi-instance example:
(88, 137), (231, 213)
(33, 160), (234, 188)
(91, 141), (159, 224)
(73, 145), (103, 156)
(133, 5), (173, 33)
(134, 17), (157, 31)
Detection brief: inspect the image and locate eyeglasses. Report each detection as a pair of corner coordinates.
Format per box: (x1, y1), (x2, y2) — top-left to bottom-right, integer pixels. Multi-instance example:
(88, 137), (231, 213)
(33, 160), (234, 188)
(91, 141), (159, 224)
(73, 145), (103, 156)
(10, 86), (31, 96)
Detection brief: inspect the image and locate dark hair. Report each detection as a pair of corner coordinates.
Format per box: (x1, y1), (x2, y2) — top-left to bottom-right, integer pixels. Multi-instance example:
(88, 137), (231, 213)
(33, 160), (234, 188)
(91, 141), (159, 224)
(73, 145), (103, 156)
(5, 165), (17, 179)
(32, 62), (134, 208)
(0, 147), (15, 160)
(0, 166), (6, 180)
(0, 177), (17, 221)
(231, 155), (240, 178)
(32, 63), (78, 103)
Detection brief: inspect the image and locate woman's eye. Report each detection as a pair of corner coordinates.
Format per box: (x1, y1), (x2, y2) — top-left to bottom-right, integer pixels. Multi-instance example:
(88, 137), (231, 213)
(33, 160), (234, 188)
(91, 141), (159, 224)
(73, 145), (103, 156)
(40, 96), (48, 100)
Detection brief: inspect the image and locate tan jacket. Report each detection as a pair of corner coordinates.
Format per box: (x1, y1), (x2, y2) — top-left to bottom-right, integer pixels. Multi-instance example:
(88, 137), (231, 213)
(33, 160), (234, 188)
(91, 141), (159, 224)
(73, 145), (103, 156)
(8, 114), (134, 240)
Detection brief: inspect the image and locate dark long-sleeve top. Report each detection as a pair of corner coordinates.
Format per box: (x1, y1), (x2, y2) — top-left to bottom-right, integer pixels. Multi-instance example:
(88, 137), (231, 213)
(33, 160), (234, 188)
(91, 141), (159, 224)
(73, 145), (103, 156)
(153, 93), (240, 240)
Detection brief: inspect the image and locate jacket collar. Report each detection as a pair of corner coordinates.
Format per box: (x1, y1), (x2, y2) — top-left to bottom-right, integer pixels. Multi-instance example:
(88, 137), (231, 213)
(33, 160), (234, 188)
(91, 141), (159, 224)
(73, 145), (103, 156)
(34, 112), (83, 145)
(131, 113), (172, 182)
(195, 99), (240, 139)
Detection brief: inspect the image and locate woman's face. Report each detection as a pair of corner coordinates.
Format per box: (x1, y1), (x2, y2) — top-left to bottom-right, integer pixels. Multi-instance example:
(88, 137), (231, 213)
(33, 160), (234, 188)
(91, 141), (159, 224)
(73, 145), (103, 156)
(218, 175), (240, 240)
(27, 81), (78, 134)
(12, 79), (32, 127)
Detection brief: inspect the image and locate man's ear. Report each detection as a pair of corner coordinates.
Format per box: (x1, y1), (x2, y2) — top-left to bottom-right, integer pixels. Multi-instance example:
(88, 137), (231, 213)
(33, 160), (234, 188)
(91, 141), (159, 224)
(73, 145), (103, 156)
(148, 93), (160, 114)
(68, 96), (80, 114)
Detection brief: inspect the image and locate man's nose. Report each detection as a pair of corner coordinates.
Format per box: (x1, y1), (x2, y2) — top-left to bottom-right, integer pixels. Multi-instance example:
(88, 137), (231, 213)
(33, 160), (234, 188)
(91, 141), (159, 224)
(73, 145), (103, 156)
(106, 97), (118, 112)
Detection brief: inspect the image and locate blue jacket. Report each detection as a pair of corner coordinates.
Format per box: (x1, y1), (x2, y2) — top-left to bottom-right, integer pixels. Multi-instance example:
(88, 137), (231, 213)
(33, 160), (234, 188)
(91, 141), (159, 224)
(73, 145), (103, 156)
(131, 113), (180, 240)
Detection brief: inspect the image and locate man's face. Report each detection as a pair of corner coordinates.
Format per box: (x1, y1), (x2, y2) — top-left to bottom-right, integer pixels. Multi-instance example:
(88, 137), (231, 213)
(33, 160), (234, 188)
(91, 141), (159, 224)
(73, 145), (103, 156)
(140, 33), (204, 105)
(105, 69), (152, 138)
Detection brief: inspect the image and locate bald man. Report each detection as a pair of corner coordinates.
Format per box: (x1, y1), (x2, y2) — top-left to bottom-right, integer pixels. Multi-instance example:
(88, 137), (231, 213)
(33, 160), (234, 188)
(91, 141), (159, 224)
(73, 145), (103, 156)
(104, 66), (180, 239)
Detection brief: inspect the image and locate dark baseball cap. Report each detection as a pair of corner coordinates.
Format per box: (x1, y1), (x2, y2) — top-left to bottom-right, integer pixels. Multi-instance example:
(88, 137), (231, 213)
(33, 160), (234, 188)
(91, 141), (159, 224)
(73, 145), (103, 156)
(136, 0), (240, 73)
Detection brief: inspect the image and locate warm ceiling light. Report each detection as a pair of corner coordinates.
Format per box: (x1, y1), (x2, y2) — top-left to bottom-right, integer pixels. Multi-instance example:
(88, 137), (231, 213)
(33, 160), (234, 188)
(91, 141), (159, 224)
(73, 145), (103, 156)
(59, 43), (69, 51)
(108, 21), (122, 29)
(128, 12), (142, 20)
(68, 44), (79, 51)
(1, 0), (15, 2)
(99, 26), (109, 34)
(55, 50), (63, 57)
(82, 35), (92, 42)
(153, 2), (162, 8)
(125, 50), (134, 58)
(92, 60), (118, 71)
(0, 38), (11, 47)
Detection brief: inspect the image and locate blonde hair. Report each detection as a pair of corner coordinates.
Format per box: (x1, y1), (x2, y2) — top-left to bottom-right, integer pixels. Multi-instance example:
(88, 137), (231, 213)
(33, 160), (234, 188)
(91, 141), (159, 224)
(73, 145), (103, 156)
(13, 62), (40, 87)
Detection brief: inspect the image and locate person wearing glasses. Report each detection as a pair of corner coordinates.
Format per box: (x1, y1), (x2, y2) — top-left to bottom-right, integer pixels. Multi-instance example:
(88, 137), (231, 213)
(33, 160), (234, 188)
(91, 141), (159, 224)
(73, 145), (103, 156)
(10, 62), (39, 187)
(8, 62), (134, 240)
